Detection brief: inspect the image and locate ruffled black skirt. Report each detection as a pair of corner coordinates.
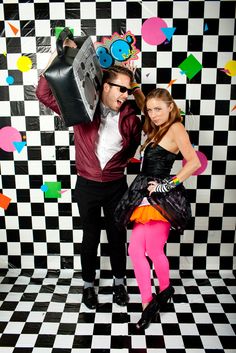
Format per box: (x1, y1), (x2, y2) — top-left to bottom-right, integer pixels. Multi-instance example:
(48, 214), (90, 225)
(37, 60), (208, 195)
(114, 173), (192, 234)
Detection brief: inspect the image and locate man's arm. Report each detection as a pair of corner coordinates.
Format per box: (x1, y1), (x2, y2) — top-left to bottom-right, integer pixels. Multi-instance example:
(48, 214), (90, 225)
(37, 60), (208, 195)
(36, 39), (78, 116)
(36, 75), (61, 115)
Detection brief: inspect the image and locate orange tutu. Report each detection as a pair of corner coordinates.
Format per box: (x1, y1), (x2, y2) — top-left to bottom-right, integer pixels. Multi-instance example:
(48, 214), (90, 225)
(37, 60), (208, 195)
(130, 205), (168, 224)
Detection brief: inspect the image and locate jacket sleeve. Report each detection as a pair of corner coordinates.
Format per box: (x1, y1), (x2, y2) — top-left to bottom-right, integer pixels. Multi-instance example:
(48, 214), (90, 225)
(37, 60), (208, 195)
(35, 75), (61, 116)
(127, 114), (142, 159)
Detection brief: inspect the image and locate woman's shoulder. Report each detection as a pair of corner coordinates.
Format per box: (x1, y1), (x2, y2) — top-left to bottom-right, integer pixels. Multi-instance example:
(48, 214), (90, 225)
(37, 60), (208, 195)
(169, 121), (186, 135)
(169, 121), (191, 148)
(170, 121), (184, 129)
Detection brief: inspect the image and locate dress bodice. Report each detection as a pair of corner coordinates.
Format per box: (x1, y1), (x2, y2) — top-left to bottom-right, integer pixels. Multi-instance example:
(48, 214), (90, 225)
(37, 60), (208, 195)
(141, 143), (177, 178)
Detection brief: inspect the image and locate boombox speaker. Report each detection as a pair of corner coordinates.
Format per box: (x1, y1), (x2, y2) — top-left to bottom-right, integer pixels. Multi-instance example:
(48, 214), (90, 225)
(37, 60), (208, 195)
(44, 28), (103, 127)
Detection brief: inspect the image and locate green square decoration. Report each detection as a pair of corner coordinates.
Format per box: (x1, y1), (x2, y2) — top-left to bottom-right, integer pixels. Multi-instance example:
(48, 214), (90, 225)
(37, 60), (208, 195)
(44, 181), (61, 199)
(178, 54), (203, 80)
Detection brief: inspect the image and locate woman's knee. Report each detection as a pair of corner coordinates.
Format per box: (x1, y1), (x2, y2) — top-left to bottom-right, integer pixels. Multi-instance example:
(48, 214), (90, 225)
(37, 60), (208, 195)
(147, 250), (165, 263)
(128, 241), (146, 261)
(128, 222), (146, 258)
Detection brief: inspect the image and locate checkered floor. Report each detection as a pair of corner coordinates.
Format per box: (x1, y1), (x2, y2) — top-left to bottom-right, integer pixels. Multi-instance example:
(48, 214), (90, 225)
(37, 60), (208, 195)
(1, 1), (236, 351)
(0, 269), (235, 352)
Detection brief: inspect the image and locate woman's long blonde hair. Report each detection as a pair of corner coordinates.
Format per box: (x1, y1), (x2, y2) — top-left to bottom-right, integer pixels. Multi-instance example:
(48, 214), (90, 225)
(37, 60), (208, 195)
(141, 88), (182, 151)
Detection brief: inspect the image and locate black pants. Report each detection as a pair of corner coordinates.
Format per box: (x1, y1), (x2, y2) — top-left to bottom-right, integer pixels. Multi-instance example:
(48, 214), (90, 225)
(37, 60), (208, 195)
(74, 175), (128, 282)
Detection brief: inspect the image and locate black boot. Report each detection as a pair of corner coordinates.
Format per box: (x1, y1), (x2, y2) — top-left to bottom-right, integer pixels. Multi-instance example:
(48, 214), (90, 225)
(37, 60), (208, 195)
(136, 294), (160, 330)
(157, 285), (175, 307)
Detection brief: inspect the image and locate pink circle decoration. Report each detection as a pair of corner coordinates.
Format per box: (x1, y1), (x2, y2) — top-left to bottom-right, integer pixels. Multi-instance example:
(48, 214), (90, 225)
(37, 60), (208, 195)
(182, 151), (208, 176)
(0, 126), (22, 152)
(141, 17), (167, 46)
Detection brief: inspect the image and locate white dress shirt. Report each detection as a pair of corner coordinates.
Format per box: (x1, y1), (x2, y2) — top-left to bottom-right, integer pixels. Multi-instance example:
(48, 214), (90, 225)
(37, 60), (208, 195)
(96, 104), (123, 170)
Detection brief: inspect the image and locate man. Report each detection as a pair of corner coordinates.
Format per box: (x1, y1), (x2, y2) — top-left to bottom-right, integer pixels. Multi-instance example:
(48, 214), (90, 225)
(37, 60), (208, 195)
(36, 48), (144, 309)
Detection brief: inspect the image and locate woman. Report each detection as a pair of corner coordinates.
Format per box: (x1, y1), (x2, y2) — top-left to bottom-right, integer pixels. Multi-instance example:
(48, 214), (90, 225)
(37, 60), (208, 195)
(115, 88), (201, 329)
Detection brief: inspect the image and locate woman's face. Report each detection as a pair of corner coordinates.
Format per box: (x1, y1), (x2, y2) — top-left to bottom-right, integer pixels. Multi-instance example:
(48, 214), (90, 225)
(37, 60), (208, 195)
(146, 98), (172, 126)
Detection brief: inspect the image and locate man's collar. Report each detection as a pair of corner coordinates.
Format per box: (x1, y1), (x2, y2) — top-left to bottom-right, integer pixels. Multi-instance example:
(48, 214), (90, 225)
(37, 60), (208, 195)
(100, 102), (117, 117)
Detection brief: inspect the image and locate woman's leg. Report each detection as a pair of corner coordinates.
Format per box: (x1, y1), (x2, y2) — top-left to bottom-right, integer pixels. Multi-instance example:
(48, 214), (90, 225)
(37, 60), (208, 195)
(128, 222), (153, 304)
(145, 221), (171, 292)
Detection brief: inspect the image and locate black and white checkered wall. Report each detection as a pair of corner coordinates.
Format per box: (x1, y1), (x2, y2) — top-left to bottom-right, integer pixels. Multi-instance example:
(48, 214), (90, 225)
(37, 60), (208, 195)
(0, 0), (235, 272)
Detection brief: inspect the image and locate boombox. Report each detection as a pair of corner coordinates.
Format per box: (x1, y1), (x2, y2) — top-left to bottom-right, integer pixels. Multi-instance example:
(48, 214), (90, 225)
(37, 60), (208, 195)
(44, 28), (103, 127)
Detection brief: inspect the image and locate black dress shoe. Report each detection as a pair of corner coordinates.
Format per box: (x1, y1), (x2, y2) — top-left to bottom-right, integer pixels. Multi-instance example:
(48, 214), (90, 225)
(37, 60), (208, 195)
(136, 294), (160, 330)
(113, 284), (129, 306)
(82, 287), (98, 309)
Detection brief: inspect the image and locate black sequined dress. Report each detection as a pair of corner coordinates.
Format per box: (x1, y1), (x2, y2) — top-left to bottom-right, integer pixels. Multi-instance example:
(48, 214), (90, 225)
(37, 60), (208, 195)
(114, 144), (192, 234)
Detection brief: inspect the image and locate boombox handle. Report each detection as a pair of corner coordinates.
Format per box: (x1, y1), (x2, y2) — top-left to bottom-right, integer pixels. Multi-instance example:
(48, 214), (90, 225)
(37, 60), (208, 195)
(57, 27), (75, 58)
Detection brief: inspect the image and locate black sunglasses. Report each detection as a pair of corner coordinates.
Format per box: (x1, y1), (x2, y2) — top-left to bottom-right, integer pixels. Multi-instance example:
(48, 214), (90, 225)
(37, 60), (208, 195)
(107, 82), (132, 95)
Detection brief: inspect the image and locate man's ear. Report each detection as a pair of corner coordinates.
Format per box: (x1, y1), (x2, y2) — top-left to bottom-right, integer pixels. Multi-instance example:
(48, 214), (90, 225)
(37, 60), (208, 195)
(103, 82), (110, 93)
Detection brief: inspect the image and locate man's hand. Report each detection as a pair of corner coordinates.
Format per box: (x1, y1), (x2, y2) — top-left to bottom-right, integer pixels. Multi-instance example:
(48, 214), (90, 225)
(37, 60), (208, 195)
(63, 38), (77, 48)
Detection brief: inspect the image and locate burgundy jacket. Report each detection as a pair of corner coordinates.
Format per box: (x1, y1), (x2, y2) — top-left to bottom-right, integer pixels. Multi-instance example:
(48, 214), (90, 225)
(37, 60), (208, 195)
(36, 76), (142, 182)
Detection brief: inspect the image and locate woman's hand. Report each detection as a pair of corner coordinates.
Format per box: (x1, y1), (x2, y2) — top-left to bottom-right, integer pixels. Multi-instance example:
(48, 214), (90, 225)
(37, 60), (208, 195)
(122, 61), (145, 111)
(148, 177), (180, 194)
(147, 180), (158, 195)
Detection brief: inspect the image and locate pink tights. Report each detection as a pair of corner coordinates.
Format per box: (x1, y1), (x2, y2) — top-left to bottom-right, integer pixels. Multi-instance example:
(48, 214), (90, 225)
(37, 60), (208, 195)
(128, 220), (171, 304)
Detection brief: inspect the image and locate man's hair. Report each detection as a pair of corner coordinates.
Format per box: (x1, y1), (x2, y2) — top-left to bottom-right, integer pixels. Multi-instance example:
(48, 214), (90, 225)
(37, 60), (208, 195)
(102, 65), (134, 85)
